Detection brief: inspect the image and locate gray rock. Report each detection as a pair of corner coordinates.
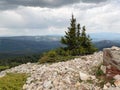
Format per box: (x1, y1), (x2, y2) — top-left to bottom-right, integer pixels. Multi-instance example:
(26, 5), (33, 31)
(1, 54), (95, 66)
(103, 85), (108, 90)
(114, 80), (120, 87)
(111, 46), (120, 50)
(107, 87), (120, 90)
(0, 71), (6, 78)
(43, 80), (53, 89)
(114, 75), (120, 80)
(79, 72), (91, 81)
(100, 65), (106, 74)
(103, 47), (120, 70)
(63, 76), (71, 84)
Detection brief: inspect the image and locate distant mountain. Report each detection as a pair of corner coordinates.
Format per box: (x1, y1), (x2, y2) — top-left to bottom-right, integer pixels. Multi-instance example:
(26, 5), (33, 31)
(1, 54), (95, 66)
(0, 35), (120, 59)
(0, 36), (62, 59)
(90, 32), (120, 41)
(93, 40), (120, 50)
(0, 36), (61, 41)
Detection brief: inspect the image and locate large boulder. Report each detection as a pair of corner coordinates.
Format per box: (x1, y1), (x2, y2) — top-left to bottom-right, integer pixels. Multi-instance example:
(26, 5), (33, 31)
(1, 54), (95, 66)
(103, 46), (120, 78)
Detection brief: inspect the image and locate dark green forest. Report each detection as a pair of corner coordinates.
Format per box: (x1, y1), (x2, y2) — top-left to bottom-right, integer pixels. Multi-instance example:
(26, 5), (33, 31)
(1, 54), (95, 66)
(0, 54), (41, 71)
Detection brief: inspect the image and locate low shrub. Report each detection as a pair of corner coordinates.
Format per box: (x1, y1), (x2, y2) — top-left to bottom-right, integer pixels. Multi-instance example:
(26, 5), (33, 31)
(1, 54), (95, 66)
(96, 68), (104, 76)
(39, 50), (74, 64)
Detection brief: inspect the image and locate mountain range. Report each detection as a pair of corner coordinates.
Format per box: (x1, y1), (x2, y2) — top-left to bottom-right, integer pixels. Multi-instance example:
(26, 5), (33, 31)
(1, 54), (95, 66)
(0, 33), (120, 59)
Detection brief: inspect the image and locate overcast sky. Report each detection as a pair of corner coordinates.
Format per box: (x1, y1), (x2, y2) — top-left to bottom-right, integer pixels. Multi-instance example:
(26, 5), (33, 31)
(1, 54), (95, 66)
(0, 0), (120, 36)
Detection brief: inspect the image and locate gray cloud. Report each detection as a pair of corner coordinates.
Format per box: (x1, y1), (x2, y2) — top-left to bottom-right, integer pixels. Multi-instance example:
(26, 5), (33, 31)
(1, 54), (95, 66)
(0, 0), (80, 10)
(81, 0), (108, 3)
(0, 0), (108, 10)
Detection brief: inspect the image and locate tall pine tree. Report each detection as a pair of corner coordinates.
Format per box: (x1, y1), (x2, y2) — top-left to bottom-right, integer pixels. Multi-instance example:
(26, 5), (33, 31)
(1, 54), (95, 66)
(61, 15), (97, 55)
(61, 14), (77, 50)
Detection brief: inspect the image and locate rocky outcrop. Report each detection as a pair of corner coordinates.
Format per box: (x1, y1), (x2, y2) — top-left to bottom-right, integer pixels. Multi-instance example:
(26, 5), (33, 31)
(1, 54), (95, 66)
(103, 46), (120, 69)
(0, 52), (103, 90)
(103, 46), (120, 78)
(102, 46), (120, 90)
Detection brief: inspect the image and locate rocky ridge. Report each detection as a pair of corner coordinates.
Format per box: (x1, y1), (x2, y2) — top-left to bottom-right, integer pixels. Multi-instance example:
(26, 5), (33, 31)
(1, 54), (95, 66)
(0, 46), (120, 90)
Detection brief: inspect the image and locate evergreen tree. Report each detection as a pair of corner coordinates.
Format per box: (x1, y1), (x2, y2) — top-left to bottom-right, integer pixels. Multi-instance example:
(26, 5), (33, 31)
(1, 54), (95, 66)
(61, 14), (77, 50)
(81, 26), (97, 54)
(81, 26), (87, 48)
(61, 14), (97, 55)
(76, 23), (81, 47)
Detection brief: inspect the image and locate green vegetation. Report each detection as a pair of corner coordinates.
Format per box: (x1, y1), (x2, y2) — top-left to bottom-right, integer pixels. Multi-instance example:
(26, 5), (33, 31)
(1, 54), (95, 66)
(95, 66), (104, 76)
(0, 73), (28, 90)
(39, 50), (74, 64)
(0, 54), (40, 71)
(61, 15), (97, 55)
(91, 64), (115, 88)
(91, 64), (106, 88)
(96, 76), (115, 88)
(0, 66), (9, 71)
(86, 80), (94, 84)
(39, 15), (97, 63)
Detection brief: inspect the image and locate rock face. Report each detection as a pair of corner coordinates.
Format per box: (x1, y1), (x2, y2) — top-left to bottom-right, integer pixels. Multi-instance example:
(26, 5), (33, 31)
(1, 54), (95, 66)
(103, 46), (120, 78)
(103, 46), (120, 70)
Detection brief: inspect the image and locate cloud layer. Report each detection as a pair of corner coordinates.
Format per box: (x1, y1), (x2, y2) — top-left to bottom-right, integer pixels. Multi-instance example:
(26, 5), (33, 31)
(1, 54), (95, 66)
(0, 0), (120, 36)
(0, 0), (108, 10)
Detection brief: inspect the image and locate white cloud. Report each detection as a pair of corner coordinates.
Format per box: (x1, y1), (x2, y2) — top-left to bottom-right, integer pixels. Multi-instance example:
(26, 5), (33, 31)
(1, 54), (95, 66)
(0, 0), (120, 36)
(0, 10), (25, 28)
(74, 0), (120, 33)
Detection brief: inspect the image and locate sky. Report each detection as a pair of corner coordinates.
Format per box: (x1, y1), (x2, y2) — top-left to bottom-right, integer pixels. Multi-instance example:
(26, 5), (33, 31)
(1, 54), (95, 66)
(0, 0), (120, 36)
